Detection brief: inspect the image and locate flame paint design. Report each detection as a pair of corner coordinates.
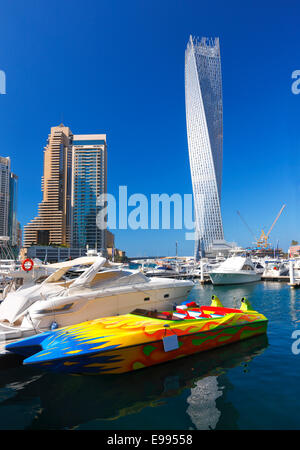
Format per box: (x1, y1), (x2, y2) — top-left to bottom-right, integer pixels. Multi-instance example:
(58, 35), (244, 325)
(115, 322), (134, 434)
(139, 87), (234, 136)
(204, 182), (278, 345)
(7, 307), (268, 374)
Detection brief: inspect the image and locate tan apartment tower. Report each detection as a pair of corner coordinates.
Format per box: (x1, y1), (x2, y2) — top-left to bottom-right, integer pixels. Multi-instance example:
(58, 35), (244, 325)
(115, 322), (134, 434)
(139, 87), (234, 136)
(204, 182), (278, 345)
(23, 124), (72, 247)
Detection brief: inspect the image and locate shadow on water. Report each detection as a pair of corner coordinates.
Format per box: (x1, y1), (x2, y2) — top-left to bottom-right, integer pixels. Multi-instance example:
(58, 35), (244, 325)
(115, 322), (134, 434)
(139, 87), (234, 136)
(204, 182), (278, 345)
(0, 334), (268, 429)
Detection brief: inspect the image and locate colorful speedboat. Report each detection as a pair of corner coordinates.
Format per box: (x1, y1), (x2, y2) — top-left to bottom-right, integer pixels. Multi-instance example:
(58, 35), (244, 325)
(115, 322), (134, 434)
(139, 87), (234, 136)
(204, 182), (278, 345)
(5, 296), (268, 375)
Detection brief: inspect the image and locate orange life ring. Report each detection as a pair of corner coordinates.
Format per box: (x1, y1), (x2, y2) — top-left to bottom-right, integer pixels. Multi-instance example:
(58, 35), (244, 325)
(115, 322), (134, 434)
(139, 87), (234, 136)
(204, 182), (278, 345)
(22, 258), (34, 272)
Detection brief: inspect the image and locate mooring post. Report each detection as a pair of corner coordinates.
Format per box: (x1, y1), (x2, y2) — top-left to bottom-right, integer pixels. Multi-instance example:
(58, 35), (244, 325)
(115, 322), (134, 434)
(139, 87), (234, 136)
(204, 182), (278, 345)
(289, 260), (295, 285)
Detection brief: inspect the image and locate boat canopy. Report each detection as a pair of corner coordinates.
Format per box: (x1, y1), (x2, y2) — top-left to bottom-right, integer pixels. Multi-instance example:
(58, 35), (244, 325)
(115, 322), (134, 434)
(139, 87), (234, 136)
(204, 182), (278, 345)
(217, 256), (255, 271)
(48, 256), (100, 270)
(68, 257), (107, 288)
(43, 257), (106, 285)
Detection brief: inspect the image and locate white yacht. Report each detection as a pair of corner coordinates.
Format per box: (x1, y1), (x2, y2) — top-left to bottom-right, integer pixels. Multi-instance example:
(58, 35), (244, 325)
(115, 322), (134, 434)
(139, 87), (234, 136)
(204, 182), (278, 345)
(0, 260), (21, 293)
(190, 260), (220, 277)
(0, 259), (20, 273)
(0, 255), (100, 299)
(262, 260), (288, 278)
(252, 259), (265, 274)
(0, 256), (194, 341)
(145, 264), (178, 276)
(209, 256), (261, 285)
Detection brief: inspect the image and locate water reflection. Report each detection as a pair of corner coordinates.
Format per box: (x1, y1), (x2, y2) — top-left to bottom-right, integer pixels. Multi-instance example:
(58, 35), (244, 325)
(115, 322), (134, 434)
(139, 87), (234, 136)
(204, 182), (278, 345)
(0, 335), (268, 429)
(289, 287), (300, 325)
(186, 376), (222, 430)
(261, 281), (285, 291)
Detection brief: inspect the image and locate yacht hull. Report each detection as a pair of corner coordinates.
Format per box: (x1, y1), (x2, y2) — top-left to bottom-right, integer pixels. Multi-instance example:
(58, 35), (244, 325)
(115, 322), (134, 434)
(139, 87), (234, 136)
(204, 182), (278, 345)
(0, 282), (193, 342)
(209, 272), (261, 285)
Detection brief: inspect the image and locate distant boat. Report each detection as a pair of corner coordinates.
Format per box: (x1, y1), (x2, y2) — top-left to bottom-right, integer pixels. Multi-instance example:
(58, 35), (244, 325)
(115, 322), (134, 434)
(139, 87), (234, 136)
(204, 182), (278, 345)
(252, 260), (265, 274)
(145, 264), (178, 276)
(262, 260), (288, 278)
(209, 256), (261, 285)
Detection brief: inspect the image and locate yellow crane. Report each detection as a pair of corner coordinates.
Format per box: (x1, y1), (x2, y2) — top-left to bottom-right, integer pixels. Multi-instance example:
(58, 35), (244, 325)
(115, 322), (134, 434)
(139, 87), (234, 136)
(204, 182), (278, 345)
(256, 204), (286, 249)
(237, 204), (286, 249)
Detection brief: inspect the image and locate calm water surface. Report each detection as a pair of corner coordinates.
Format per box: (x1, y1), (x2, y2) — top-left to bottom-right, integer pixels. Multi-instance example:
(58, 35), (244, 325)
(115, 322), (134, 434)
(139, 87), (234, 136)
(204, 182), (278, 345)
(0, 281), (299, 430)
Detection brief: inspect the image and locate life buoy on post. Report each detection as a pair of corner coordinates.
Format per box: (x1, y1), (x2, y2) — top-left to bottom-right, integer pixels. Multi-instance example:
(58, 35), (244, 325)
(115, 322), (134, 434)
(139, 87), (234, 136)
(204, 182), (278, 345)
(22, 258), (34, 272)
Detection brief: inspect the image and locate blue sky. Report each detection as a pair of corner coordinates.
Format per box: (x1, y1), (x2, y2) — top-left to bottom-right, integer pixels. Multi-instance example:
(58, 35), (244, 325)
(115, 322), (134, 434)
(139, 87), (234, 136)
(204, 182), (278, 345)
(0, 0), (299, 256)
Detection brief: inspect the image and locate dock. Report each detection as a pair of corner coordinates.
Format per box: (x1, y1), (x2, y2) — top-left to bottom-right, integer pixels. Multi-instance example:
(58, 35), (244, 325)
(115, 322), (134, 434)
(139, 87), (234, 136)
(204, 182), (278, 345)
(288, 281), (300, 288)
(261, 275), (290, 282)
(146, 273), (293, 284)
(287, 261), (300, 288)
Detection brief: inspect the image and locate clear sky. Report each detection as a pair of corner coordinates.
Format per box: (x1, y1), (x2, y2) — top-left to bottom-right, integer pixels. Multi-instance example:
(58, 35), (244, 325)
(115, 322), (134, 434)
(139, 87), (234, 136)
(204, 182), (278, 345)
(0, 0), (299, 257)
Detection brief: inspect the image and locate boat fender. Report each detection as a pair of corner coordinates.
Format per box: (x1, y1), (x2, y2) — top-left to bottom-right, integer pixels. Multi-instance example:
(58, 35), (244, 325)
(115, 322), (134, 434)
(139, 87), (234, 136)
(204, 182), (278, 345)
(50, 321), (58, 330)
(211, 295), (223, 307)
(240, 297), (252, 312)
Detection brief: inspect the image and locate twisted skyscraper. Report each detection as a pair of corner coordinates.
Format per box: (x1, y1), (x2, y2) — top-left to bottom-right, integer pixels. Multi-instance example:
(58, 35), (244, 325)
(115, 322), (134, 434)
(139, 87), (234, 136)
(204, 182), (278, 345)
(185, 36), (224, 259)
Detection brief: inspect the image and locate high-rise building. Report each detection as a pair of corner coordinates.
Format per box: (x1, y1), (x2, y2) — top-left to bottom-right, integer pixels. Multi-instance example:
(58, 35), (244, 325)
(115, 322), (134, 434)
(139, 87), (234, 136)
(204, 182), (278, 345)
(24, 125), (107, 253)
(8, 172), (18, 246)
(0, 157), (11, 237)
(17, 221), (22, 248)
(71, 134), (107, 251)
(185, 36), (224, 259)
(24, 124), (73, 247)
(0, 157), (20, 252)
(106, 229), (115, 249)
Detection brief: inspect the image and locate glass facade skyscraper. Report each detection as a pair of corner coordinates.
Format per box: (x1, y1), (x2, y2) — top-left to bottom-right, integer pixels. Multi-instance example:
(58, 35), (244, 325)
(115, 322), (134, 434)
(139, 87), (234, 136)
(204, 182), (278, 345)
(0, 157), (11, 237)
(0, 156), (19, 250)
(8, 172), (18, 246)
(185, 36), (224, 259)
(71, 135), (107, 252)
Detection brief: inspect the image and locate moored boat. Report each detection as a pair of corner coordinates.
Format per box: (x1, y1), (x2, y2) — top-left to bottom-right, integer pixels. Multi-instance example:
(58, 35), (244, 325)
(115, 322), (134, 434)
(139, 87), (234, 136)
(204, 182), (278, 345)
(0, 256), (193, 341)
(209, 256), (261, 285)
(262, 260), (289, 278)
(6, 296), (268, 374)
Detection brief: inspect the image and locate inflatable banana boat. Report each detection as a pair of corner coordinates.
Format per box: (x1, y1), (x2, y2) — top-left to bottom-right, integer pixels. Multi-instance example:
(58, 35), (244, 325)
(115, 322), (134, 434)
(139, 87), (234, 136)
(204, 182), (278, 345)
(6, 296), (268, 374)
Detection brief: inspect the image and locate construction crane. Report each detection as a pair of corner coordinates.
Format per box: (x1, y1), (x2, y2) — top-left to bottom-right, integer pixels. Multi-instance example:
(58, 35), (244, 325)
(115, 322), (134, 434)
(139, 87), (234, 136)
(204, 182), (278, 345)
(256, 204), (286, 249)
(236, 211), (257, 243)
(237, 204), (286, 249)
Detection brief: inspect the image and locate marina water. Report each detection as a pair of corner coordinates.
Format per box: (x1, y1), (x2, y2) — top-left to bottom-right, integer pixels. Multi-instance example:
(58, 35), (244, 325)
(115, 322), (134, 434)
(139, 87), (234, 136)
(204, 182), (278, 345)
(0, 281), (299, 430)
